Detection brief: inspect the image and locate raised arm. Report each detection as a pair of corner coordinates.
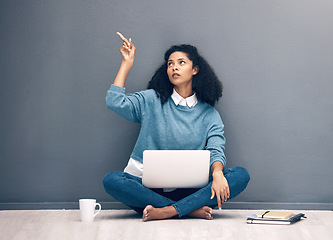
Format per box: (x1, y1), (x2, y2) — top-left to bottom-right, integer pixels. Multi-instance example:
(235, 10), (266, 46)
(113, 32), (136, 88)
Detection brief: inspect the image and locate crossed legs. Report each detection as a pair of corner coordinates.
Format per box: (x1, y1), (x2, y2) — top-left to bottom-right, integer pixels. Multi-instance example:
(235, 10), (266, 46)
(103, 167), (250, 221)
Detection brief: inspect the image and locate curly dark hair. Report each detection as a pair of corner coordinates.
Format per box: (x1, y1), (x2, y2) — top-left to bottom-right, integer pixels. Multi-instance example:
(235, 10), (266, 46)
(147, 44), (223, 107)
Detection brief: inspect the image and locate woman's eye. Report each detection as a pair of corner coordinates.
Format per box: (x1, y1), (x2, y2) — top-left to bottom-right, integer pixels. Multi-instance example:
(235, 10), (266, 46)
(180, 61), (185, 65)
(168, 62), (174, 67)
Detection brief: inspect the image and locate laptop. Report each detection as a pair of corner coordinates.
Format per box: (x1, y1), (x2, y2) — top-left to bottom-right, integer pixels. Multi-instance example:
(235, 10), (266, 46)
(142, 150), (210, 188)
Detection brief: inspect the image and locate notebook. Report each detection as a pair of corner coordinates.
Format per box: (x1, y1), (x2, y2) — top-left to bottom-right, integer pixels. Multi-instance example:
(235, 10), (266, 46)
(256, 211), (294, 219)
(247, 211), (306, 225)
(142, 150), (210, 188)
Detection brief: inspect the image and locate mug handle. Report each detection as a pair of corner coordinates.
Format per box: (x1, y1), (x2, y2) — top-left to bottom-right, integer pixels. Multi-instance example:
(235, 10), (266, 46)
(94, 203), (102, 218)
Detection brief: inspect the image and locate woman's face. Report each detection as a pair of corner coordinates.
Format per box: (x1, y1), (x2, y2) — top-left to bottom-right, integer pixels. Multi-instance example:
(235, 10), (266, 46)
(167, 51), (198, 89)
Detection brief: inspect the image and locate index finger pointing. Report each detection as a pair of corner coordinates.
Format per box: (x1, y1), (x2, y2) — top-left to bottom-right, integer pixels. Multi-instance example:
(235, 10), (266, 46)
(217, 193), (222, 210)
(117, 32), (131, 48)
(117, 32), (127, 42)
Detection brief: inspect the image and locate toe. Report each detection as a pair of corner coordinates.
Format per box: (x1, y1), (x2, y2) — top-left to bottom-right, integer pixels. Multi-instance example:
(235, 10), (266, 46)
(206, 212), (213, 220)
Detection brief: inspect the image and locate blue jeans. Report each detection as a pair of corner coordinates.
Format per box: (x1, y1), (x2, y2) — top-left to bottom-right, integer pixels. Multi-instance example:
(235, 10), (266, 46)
(103, 167), (250, 217)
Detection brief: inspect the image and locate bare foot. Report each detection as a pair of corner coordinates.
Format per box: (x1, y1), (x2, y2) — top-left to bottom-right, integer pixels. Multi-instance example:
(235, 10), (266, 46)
(142, 205), (178, 221)
(187, 206), (213, 220)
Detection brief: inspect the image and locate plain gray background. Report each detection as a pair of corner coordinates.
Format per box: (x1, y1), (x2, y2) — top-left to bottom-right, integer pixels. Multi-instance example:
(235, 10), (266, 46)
(1, 0), (332, 210)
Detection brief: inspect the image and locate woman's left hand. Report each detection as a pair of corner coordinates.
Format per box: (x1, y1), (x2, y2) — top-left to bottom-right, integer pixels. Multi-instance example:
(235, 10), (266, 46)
(211, 171), (230, 210)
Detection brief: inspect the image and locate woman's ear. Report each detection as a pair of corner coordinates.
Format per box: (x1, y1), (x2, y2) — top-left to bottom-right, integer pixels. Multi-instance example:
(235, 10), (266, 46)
(193, 66), (199, 75)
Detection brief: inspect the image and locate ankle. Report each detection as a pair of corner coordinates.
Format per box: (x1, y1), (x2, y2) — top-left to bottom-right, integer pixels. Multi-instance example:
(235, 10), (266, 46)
(160, 206), (178, 218)
(143, 205), (178, 221)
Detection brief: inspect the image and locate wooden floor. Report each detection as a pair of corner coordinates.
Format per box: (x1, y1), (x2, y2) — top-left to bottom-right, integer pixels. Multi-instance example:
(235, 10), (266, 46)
(0, 209), (332, 240)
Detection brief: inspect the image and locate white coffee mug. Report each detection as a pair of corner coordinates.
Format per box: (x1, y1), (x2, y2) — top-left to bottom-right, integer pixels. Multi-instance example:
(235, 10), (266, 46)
(79, 199), (101, 222)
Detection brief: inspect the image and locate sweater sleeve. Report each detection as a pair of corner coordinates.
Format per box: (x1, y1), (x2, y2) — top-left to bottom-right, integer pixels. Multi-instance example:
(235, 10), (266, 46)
(205, 110), (227, 168)
(106, 84), (148, 123)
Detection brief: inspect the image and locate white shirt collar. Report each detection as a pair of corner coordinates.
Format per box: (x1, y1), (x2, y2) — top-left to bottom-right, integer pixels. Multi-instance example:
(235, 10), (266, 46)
(171, 89), (198, 108)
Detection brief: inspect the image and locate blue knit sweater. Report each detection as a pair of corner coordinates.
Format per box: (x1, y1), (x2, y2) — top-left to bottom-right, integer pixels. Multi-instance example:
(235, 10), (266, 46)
(106, 84), (226, 167)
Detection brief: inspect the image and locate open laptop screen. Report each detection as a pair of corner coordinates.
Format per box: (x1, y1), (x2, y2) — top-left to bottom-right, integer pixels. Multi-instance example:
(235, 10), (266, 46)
(142, 150), (210, 188)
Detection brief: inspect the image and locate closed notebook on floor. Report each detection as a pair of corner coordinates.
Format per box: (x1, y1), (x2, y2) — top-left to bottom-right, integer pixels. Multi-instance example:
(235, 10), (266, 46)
(256, 211), (294, 219)
(142, 150), (210, 188)
(247, 211), (306, 225)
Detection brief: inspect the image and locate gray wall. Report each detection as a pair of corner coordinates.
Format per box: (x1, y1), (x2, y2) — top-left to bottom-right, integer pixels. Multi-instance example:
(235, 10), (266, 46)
(1, 0), (332, 210)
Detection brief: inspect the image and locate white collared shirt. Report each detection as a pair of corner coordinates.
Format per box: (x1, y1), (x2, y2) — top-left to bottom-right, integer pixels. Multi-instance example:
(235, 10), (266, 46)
(171, 89), (198, 107)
